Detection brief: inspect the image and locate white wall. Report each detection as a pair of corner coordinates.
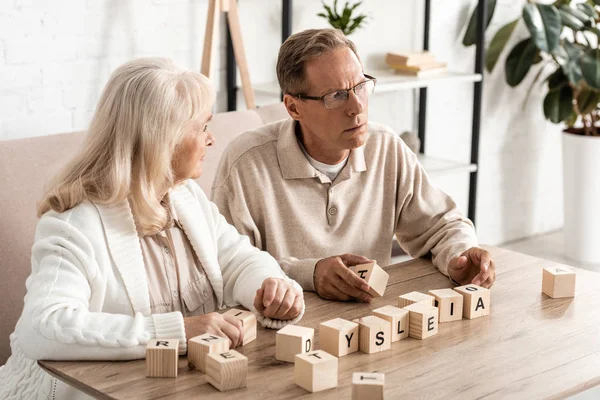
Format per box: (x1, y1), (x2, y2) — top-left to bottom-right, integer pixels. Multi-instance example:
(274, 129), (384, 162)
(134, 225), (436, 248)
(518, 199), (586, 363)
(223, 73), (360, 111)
(0, 0), (564, 245)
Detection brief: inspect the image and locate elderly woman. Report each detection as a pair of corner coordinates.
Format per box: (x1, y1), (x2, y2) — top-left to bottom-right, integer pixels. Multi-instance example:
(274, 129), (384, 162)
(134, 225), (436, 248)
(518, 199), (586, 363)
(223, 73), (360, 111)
(0, 58), (304, 399)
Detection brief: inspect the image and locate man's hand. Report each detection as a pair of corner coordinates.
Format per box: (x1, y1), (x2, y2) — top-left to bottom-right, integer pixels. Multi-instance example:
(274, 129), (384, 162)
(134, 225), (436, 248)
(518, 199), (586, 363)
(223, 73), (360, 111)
(313, 254), (374, 302)
(448, 247), (496, 288)
(184, 312), (244, 348)
(253, 278), (304, 320)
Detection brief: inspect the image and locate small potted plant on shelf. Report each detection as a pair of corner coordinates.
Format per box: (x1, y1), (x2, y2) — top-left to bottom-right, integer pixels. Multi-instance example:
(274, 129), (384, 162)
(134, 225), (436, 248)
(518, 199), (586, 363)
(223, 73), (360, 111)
(463, 0), (600, 263)
(317, 0), (368, 36)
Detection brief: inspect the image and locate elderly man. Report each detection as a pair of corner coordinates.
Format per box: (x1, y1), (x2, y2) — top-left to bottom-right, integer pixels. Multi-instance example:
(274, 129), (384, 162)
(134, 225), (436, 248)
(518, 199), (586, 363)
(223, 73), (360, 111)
(212, 28), (495, 303)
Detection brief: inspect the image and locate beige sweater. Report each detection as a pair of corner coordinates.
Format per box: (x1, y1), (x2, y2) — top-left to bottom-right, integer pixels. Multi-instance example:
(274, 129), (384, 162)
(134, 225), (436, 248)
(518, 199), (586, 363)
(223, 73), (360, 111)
(212, 118), (478, 291)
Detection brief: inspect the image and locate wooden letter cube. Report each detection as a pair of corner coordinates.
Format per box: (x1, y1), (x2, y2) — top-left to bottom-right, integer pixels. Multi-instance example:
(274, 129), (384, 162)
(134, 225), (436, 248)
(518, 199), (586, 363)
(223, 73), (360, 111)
(542, 267), (576, 298)
(146, 339), (179, 378)
(398, 291), (435, 308)
(188, 333), (229, 372)
(276, 325), (315, 363)
(205, 349), (248, 391)
(352, 316), (391, 354)
(319, 318), (359, 357)
(403, 303), (438, 340)
(348, 262), (390, 297)
(352, 372), (385, 400)
(294, 350), (338, 392)
(454, 284), (491, 319)
(428, 288), (464, 323)
(372, 305), (409, 342)
(223, 308), (257, 345)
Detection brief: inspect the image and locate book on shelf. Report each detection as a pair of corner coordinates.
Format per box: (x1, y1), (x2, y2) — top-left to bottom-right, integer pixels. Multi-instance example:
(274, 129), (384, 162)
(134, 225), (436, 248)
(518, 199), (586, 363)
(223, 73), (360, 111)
(393, 65), (448, 77)
(388, 62), (447, 72)
(385, 51), (436, 66)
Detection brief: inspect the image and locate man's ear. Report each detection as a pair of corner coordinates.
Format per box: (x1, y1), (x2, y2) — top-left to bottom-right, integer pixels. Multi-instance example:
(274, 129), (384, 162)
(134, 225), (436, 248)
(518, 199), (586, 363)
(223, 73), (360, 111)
(283, 94), (301, 120)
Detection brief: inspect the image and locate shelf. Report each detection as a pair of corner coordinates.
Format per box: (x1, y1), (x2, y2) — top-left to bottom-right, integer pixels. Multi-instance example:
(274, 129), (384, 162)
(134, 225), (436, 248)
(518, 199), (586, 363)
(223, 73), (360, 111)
(251, 69), (483, 96)
(417, 154), (477, 178)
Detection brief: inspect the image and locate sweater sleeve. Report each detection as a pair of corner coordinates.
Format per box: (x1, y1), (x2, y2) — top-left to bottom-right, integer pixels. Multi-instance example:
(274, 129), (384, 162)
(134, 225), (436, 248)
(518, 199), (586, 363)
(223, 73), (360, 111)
(16, 211), (186, 361)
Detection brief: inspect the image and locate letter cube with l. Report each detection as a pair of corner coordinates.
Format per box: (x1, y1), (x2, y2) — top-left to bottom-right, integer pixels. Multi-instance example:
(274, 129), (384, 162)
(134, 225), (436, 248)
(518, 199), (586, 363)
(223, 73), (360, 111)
(372, 305), (409, 342)
(348, 262), (390, 297)
(542, 267), (576, 298)
(454, 284), (490, 319)
(428, 288), (464, 323)
(294, 350), (338, 392)
(222, 308), (257, 345)
(319, 318), (359, 357)
(276, 325), (314, 363)
(398, 291), (435, 308)
(352, 316), (391, 354)
(188, 333), (229, 372)
(146, 339), (179, 378)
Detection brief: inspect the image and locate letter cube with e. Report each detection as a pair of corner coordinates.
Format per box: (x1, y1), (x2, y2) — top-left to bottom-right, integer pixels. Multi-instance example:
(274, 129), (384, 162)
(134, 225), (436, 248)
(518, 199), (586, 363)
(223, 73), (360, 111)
(352, 372), (385, 400)
(205, 350), (248, 391)
(403, 303), (438, 340)
(222, 308), (257, 345)
(428, 288), (464, 323)
(146, 339), (179, 378)
(542, 266), (576, 298)
(276, 325), (314, 362)
(398, 291), (435, 308)
(348, 262), (390, 297)
(372, 305), (409, 342)
(352, 316), (391, 354)
(319, 318), (359, 357)
(188, 333), (229, 372)
(294, 350), (338, 392)
(454, 284), (491, 319)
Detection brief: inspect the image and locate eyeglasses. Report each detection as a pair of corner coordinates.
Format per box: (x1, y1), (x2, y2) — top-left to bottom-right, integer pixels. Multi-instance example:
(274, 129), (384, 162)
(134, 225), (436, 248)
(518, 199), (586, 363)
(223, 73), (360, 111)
(290, 74), (377, 110)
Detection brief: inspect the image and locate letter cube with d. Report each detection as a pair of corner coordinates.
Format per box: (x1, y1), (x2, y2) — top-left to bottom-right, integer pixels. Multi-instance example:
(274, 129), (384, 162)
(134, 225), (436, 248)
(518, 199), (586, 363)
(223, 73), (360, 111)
(276, 325), (314, 363)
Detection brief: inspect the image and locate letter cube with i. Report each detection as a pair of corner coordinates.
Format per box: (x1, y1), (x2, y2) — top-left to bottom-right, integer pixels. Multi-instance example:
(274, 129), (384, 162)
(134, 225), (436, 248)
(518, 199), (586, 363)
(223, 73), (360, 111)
(352, 372), (385, 400)
(372, 305), (409, 342)
(348, 262), (390, 297)
(542, 266), (576, 298)
(428, 288), (464, 323)
(352, 316), (391, 354)
(319, 318), (359, 357)
(276, 325), (314, 362)
(398, 291), (435, 308)
(403, 303), (438, 340)
(222, 308), (257, 345)
(188, 333), (229, 372)
(294, 350), (338, 392)
(205, 350), (248, 391)
(146, 339), (179, 378)
(454, 284), (490, 319)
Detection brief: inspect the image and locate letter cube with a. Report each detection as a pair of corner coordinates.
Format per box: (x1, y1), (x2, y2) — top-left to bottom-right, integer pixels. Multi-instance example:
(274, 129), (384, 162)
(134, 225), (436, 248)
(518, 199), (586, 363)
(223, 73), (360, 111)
(454, 284), (490, 319)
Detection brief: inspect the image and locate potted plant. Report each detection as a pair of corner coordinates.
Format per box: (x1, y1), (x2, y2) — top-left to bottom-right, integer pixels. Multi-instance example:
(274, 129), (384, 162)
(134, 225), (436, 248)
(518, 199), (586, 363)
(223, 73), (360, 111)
(463, 0), (600, 263)
(317, 0), (368, 36)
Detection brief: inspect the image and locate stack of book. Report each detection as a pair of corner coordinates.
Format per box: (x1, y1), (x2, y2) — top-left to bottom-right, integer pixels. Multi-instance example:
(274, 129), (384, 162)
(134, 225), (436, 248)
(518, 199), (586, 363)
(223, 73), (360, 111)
(385, 52), (447, 77)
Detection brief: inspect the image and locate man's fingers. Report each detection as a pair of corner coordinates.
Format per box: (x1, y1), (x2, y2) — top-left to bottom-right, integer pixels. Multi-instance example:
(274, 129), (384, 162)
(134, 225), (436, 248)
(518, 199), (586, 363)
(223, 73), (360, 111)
(323, 282), (353, 301)
(253, 288), (265, 312)
(263, 284), (286, 317)
(449, 255), (469, 271)
(283, 294), (303, 320)
(339, 265), (370, 292)
(472, 253), (493, 286)
(339, 253), (373, 267)
(333, 275), (372, 303)
(273, 290), (295, 319)
(261, 280), (278, 308)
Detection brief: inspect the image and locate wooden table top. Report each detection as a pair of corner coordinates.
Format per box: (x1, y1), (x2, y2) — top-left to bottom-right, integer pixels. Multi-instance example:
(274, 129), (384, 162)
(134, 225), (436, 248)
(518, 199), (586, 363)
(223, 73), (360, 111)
(39, 246), (600, 399)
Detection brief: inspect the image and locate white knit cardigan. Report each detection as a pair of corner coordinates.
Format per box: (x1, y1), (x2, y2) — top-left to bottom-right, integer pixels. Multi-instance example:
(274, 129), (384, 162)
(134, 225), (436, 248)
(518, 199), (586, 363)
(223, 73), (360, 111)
(0, 180), (304, 399)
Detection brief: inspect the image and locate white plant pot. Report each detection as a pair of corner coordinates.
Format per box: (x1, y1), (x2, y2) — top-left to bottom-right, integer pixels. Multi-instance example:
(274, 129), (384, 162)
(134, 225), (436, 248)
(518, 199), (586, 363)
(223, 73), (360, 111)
(563, 130), (600, 263)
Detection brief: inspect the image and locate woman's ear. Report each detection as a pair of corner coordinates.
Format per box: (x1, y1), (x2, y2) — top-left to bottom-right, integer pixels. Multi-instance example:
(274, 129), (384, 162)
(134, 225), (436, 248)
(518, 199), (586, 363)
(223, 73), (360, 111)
(283, 94), (301, 120)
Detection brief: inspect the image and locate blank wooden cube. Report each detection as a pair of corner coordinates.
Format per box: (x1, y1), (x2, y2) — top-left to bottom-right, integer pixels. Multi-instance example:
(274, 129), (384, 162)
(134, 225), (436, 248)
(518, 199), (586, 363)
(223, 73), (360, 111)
(542, 267), (576, 298)
(188, 333), (229, 372)
(352, 316), (391, 354)
(294, 350), (338, 392)
(223, 308), (257, 345)
(428, 288), (464, 323)
(398, 291), (435, 308)
(319, 318), (359, 357)
(205, 349), (248, 391)
(372, 305), (409, 342)
(454, 284), (491, 319)
(146, 339), (179, 378)
(352, 372), (385, 400)
(348, 262), (390, 297)
(276, 325), (314, 363)
(403, 303), (438, 340)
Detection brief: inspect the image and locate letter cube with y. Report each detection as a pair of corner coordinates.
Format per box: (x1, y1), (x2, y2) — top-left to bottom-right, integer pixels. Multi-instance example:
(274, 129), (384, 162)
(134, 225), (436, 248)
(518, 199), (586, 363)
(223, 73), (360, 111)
(294, 350), (338, 392)
(403, 303), (438, 339)
(223, 308), (257, 345)
(188, 333), (229, 372)
(352, 372), (385, 400)
(205, 350), (248, 391)
(146, 339), (179, 378)
(454, 284), (490, 319)
(348, 262), (390, 297)
(353, 316), (391, 354)
(276, 325), (314, 362)
(398, 291), (435, 308)
(428, 288), (464, 323)
(373, 305), (409, 342)
(542, 267), (576, 298)
(319, 318), (359, 357)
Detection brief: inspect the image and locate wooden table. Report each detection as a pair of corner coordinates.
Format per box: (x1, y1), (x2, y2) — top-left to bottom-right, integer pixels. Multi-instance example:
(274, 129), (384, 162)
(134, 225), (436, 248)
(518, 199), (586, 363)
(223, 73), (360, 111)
(39, 246), (600, 399)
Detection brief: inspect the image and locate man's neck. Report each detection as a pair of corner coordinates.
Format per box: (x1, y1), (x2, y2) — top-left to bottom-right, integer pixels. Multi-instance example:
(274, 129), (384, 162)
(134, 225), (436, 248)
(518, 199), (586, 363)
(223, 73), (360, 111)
(295, 122), (349, 165)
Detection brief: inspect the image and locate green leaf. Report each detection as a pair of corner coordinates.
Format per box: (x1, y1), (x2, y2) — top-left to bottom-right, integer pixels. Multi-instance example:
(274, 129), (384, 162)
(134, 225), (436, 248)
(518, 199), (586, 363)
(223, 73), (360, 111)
(560, 5), (593, 26)
(581, 49), (600, 89)
(547, 67), (569, 90)
(543, 85), (574, 123)
(563, 41), (585, 84)
(346, 15), (366, 35)
(577, 86), (600, 114)
(505, 38), (538, 87)
(560, 8), (585, 30)
(577, 3), (598, 20)
(523, 4), (562, 53)
(594, 0), (600, 6)
(586, 27), (600, 37)
(463, 0), (497, 47)
(486, 19), (519, 72)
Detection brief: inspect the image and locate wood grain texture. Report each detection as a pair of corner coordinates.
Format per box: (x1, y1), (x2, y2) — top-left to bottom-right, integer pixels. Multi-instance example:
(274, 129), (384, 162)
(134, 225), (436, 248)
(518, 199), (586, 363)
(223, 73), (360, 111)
(39, 247), (600, 399)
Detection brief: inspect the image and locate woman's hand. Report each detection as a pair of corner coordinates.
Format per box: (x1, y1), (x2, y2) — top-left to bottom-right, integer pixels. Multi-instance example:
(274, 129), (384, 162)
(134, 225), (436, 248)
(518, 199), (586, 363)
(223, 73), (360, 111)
(253, 278), (304, 320)
(184, 312), (244, 348)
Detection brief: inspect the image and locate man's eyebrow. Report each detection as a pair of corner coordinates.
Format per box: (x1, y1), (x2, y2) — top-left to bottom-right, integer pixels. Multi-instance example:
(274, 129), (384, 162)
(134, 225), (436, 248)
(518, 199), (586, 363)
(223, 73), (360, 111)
(321, 75), (367, 95)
